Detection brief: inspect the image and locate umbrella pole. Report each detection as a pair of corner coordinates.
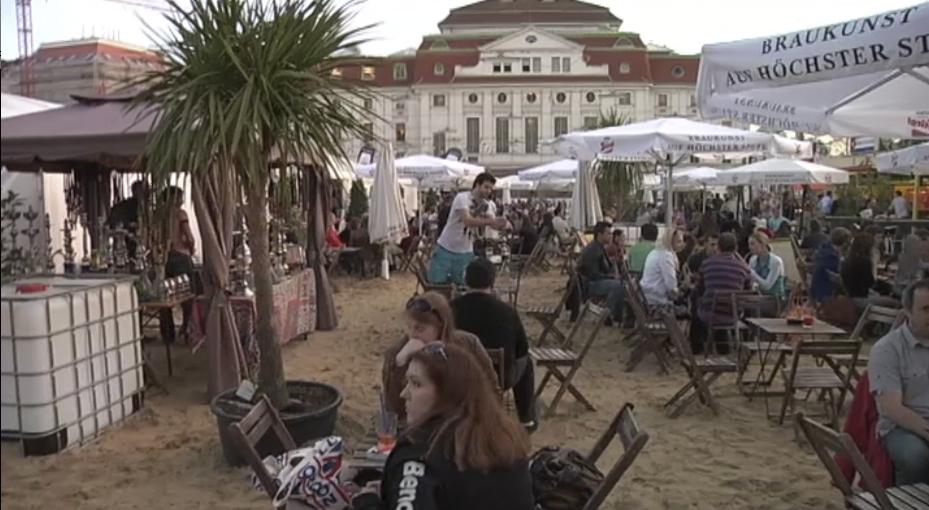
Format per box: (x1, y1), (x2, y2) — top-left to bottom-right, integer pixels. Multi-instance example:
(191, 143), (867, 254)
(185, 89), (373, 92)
(666, 161), (674, 228)
(702, 185), (707, 213)
(914, 176), (919, 220)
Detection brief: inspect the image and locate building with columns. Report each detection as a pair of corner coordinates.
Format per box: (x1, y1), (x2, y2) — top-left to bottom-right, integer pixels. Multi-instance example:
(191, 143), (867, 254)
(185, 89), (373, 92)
(337, 0), (701, 174)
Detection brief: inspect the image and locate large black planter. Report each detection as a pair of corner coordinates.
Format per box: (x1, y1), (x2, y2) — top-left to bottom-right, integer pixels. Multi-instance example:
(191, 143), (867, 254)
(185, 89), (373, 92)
(210, 380), (343, 466)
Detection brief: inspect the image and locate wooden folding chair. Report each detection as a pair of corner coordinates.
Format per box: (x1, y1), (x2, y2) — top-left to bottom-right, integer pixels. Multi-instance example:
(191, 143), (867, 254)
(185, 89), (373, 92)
(522, 237), (551, 275)
(526, 270), (577, 347)
(660, 311), (738, 418)
(530, 302), (609, 417)
(583, 403), (651, 510)
(733, 294), (793, 396)
(396, 235), (421, 272)
(227, 395), (297, 499)
(411, 256), (454, 300)
(699, 289), (756, 356)
(776, 339), (861, 429)
(622, 274), (672, 373)
(796, 413), (929, 510)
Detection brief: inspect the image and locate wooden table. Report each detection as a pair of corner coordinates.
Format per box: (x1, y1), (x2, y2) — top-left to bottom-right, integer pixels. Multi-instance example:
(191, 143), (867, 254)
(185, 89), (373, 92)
(848, 482), (929, 510)
(741, 317), (846, 400)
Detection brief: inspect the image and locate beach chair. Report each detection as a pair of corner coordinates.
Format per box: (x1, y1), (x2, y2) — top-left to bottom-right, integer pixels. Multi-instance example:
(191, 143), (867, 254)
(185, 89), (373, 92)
(660, 311), (738, 418)
(530, 302), (609, 417)
(227, 395), (297, 499)
(396, 235), (421, 273)
(776, 339), (862, 429)
(698, 289), (755, 356)
(796, 413), (929, 510)
(582, 403), (650, 510)
(411, 256), (454, 300)
(622, 274), (671, 373)
(526, 270), (577, 347)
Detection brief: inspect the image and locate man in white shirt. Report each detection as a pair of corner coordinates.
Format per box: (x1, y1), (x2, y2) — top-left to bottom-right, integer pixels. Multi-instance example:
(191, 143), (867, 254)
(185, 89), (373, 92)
(427, 173), (507, 285)
(818, 191), (834, 216)
(551, 205), (571, 245)
(889, 191), (910, 219)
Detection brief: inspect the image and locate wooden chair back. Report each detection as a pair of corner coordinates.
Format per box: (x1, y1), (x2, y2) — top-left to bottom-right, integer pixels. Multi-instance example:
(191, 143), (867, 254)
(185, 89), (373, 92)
(227, 395), (297, 499)
(572, 302), (610, 356)
(786, 340), (861, 391)
(661, 311), (698, 372)
(848, 305), (904, 340)
(795, 413), (895, 509)
(412, 256), (453, 299)
(735, 293), (777, 319)
(622, 274), (651, 327)
(699, 290), (756, 328)
(584, 403), (650, 510)
(554, 269), (579, 318)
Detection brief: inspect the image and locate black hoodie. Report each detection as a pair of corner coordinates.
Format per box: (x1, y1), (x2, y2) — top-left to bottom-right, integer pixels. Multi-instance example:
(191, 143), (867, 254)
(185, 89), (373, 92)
(352, 420), (534, 510)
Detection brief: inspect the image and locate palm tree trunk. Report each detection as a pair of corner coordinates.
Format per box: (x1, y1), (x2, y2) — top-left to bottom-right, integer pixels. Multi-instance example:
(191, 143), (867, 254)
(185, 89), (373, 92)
(245, 171), (289, 408)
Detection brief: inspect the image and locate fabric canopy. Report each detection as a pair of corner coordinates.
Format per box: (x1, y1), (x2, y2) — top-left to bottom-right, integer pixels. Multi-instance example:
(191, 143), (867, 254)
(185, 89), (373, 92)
(876, 142), (929, 176)
(697, 5), (929, 138)
(368, 144), (408, 247)
(497, 175), (575, 192)
(1, 93), (61, 119)
(673, 166), (720, 186)
(717, 158), (850, 186)
(355, 154), (484, 180)
(569, 161), (602, 230)
(518, 158), (579, 180)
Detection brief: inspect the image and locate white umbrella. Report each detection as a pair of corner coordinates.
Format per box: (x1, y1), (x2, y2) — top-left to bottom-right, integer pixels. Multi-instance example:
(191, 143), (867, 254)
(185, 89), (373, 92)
(696, 5), (929, 138)
(368, 144), (408, 279)
(552, 117), (779, 226)
(569, 161), (602, 230)
(876, 142), (928, 218)
(518, 159), (579, 181)
(673, 166), (720, 186)
(718, 159), (850, 186)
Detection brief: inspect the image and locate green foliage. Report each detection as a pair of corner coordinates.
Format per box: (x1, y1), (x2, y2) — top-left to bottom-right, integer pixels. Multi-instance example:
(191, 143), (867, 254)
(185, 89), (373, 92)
(595, 107), (645, 221)
(347, 179), (368, 219)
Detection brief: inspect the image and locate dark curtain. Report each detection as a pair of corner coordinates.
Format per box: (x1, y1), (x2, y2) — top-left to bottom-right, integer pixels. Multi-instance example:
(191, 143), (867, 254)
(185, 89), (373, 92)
(305, 166), (338, 330)
(192, 165), (248, 397)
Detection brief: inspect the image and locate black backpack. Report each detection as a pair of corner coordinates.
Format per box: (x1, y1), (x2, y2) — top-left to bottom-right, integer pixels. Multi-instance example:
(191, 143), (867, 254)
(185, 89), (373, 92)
(529, 446), (604, 510)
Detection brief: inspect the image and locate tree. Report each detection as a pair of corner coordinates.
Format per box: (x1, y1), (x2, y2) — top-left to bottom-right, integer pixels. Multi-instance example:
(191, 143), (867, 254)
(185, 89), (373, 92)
(347, 179), (369, 219)
(136, 0), (372, 407)
(595, 107), (645, 221)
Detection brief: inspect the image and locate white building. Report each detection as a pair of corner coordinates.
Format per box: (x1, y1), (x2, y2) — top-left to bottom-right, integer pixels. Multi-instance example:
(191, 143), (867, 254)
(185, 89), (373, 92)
(337, 0), (701, 174)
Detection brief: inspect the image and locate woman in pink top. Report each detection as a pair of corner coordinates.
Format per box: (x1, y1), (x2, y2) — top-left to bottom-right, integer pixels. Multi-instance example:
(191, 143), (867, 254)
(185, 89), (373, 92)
(160, 186), (198, 344)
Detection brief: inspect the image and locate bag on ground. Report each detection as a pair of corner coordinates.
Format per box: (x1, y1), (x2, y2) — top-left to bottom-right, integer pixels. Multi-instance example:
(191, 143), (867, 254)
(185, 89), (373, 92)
(529, 446), (604, 510)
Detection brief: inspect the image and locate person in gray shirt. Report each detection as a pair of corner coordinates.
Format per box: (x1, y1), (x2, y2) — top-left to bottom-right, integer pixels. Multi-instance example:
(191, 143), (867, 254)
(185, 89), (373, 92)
(867, 279), (929, 484)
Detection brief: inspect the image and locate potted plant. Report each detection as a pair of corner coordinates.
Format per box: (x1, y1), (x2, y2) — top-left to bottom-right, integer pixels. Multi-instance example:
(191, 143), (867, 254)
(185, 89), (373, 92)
(136, 0), (374, 465)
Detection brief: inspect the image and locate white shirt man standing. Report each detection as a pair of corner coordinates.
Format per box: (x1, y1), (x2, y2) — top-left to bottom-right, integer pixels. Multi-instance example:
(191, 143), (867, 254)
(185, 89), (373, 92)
(427, 173), (507, 285)
(889, 191), (911, 219)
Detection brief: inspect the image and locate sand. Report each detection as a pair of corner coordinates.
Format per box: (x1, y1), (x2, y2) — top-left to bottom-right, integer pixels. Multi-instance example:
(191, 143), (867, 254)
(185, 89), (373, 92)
(1, 271), (845, 510)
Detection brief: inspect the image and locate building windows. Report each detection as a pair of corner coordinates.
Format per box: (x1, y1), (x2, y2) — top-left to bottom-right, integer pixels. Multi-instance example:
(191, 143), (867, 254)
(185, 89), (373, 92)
(658, 94), (668, 107)
(585, 92), (596, 103)
(525, 117), (539, 154)
(551, 57), (560, 73)
(525, 35), (537, 44)
(525, 92), (537, 104)
(363, 97), (374, 110)
(362, 122), (374, 142)
(493, 63), (502, 73)
(467, 93), (479, 104)
(493, 62), (512, 73)
(433, 131), (446, 156)
(433, 63), (445, 75)
(562, 57), (571, 73)
(554, 116), (568, 137)
(583, 116), (599, 130)
(671, 65), (685, 78)
(690, 94), (697, 108)
(522, 58), (531, 72)
(618, 92), (632, 105)
(466, 117), (480, 154)
(395, 101), (405, 113)
(497, 92), (508, 104)
(503, 63), (512, 73)
(619, 62), (631, 74)
(431, 39), (449, 50)
(495, 117), (509, 154)
(555, 92), (567, 104)
(433, 94), (446, 107)
(393, 63), (407, 80)
(395, 123), (406, 143)
(361, 66), (375, 80)
(532, 57), (541, 73)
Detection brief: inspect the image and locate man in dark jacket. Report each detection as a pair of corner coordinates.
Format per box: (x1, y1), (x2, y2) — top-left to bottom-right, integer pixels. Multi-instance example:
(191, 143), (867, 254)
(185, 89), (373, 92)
(811, 227), (851, 303)
(577, 221), (625, 323)
(451, 259), (536, 429)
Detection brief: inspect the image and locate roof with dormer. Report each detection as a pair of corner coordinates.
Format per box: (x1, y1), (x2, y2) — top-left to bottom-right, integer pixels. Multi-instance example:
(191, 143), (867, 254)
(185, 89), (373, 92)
(439, 0), (621, 29)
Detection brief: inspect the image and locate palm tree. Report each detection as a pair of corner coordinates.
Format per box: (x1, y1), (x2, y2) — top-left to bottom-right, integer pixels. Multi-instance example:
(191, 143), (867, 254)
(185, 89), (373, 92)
(595, 107), (645, 221)
(135, 0), (372, 407)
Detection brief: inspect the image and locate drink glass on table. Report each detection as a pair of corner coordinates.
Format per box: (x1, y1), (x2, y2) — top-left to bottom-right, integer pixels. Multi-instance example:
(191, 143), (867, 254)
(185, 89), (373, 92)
(376, 410), (397, 453)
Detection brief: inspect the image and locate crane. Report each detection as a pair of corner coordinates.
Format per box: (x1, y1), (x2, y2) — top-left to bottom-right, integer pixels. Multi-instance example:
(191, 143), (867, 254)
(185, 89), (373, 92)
(15, 0), (35, 96)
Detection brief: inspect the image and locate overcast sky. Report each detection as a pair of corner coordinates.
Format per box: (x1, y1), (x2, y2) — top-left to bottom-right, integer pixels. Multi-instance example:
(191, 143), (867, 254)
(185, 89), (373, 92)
(0, 0), (919, 59)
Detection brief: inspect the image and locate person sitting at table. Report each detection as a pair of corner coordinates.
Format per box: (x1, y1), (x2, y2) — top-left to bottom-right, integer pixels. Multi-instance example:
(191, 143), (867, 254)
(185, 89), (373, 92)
(551, 204), (572, 246)
(627, 223), (658, 276)
(800, 220), (829, 252)
(866, 279), (929, 485)
(895, 230), (929, 294)
(605, 229), (626, 268)
(577, 221), (626, 325)
(160, 186), (197, 344)
(353, 343), (535, 510)
(747, 232), (787, 310)
(640, 227), (685, 313)
(451, 259), (536, 431)
(811, 227), (851, 304)
(841, 233), (900, 309)
(691, 233), (751, 354)
(382, 292), (497, 423)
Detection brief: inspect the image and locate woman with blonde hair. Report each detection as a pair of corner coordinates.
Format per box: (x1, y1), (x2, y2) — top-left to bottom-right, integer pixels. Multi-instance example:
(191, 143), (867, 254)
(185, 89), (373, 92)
(747, 231), (786, 306)
(354, 343), (534, 509)
(640, 227), (685, 308)
(382, 292), (497, 422)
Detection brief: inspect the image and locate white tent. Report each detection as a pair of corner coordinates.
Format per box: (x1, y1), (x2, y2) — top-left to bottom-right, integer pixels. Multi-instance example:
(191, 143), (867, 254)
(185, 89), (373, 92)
(876, 142), (929, 176)
(552, 117), (779, 225)
(717, 159), (850, 186)
(517, 159), (579, 181)
(367, 144), (408, 279)
(696, 5), (929, 138)
(673, 166), (720, 186)
(569, 162), (602, 230)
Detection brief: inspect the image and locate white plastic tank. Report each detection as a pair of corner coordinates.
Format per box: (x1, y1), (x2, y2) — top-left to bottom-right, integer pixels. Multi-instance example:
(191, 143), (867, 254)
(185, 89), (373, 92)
(1, 275), (144, 455)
